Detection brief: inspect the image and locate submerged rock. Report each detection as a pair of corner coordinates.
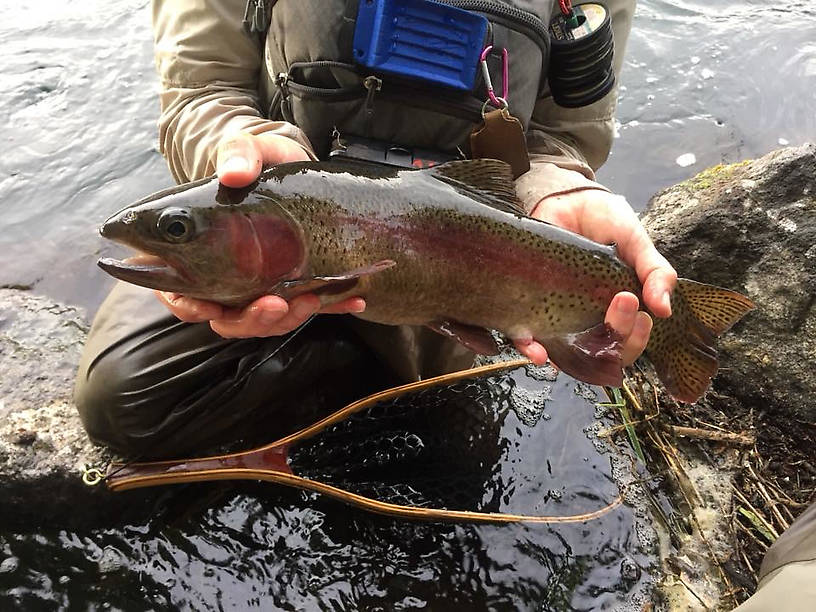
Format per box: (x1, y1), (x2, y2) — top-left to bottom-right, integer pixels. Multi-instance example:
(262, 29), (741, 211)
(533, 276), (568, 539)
(642, 144), (816, 421)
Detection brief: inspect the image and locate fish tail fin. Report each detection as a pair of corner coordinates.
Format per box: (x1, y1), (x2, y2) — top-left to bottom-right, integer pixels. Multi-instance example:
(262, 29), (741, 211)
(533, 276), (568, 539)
(645, 279), (755, 403)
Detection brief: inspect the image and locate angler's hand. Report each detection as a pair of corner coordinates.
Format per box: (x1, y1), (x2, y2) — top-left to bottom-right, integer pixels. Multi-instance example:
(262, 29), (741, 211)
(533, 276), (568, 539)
(156, 131), (367, 337)
(156, 291), (366, 338)
(216, 131), (312, 188)
(515, 189), (677, 367)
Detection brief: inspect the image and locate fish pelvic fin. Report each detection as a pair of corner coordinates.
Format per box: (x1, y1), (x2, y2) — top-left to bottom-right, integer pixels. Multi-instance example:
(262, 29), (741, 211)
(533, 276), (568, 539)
(543, 323), (625, 388)
(429, 159), (527, 216)
(646, 279), (755, 403)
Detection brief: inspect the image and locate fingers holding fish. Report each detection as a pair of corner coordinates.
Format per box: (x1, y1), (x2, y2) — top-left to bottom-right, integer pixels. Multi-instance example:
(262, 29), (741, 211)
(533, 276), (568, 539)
(605, 292), (653, 366)
(515, 292), (652, 370)
(216, 132), (312, 189)
(209, 294), (316, 339)
(155, 291), (224, 323)
(639, 262), (677, 319)
(206, 294), (366, 339)
(611, 214), (678, 319)
(318, 297), (367, 315)
(513, 337), (549, 366)
(623, 313), (653, 366)
(536, 189), (679, 320)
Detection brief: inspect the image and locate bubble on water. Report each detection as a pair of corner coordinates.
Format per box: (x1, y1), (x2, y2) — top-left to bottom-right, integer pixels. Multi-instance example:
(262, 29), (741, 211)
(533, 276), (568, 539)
(690, 56), (701, 65)
(508, 385), (550, 427)
(573, 383), (598, 403)
(700, 68), (715, 79)
(59, 575), (70, 585)
(0, 556), (19, 573)
(620, 556), (642, 584)
(546, 488), (563, 501)
(778, 137), (789, 145)
(524, 362), (558, 382)
(97, 546), (124, 574)
(675, 153), (697, 167)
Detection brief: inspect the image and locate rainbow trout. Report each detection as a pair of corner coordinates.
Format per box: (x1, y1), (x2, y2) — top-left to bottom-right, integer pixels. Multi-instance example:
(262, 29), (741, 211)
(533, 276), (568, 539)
(98, 159), (754, 402)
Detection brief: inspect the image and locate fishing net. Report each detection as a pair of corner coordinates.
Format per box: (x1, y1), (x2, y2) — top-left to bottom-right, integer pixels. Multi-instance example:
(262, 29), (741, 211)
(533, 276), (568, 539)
(287, 362), (619, 516)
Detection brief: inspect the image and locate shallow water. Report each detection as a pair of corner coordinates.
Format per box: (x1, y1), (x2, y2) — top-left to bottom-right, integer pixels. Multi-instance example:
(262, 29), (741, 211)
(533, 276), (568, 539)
(2, 365), (658, 610)
(1, 0), (815, 609)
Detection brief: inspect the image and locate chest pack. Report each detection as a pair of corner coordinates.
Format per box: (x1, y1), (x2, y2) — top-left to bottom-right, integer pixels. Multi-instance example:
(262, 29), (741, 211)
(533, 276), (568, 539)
(259, 0), (554, 159)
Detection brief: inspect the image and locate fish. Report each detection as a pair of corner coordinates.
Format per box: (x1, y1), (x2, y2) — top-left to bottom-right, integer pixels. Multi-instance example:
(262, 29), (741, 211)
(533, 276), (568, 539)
(97, 159), (754, 403)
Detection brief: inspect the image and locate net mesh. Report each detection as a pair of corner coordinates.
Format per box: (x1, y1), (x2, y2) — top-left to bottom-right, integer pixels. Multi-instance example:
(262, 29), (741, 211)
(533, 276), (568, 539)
(289, 371), (510, 511)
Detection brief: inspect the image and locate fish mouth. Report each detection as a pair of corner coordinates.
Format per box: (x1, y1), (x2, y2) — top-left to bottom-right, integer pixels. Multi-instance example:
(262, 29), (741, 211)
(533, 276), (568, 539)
(97, 254), (189, 293)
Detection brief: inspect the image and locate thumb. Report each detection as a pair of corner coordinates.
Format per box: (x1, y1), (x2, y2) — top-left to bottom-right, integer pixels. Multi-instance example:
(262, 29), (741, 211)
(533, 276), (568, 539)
(217, 132), (314, 188)
(216, 133), (263, 188)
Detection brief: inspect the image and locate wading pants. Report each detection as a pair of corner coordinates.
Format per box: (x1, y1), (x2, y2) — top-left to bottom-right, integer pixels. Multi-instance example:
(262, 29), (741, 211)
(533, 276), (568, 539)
(74, 282), (473, 459)
(733, 500), (816, 611)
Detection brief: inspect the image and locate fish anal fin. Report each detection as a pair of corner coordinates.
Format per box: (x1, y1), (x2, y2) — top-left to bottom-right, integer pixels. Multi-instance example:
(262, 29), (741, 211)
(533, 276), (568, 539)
(426, 320), (500, 355)
(542, 323), (624, 388)
(429, 159), (526, 216)
(645, 279), (754, 403)
(276, 260), (396, 300)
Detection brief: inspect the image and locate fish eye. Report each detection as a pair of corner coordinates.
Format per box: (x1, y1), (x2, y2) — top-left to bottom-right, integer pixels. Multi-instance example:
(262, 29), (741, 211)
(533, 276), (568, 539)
(157, 208), (195, 243)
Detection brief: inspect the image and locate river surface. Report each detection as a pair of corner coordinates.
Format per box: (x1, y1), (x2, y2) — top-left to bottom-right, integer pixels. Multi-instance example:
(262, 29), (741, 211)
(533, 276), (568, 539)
(1, 0), (815, 609)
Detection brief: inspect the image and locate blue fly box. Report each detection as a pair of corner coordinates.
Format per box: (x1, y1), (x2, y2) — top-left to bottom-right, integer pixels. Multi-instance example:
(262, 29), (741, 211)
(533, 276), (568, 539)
(352, 0), (488, 92)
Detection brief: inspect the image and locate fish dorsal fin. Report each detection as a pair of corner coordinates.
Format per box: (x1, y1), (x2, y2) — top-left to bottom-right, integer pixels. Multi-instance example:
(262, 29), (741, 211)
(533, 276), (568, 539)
(429, 159), (527, 216)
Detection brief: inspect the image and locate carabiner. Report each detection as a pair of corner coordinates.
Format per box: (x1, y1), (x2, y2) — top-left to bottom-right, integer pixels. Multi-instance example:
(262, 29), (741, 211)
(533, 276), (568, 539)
(479, 46), (509, 109)
(82, 466), (105, 486)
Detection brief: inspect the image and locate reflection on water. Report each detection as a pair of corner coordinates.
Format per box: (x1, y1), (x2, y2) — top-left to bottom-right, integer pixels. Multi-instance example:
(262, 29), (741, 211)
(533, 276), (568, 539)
(1, 0), (815, 608)
(1, 365), (657, 610)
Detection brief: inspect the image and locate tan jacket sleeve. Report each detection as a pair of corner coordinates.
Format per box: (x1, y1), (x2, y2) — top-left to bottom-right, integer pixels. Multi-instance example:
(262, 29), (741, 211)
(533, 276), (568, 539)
(152, 0), (316, 183)
(516, 0), (636, 213)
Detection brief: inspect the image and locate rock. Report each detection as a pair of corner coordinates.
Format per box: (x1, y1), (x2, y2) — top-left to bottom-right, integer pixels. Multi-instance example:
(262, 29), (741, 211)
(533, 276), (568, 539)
(0, 288), (114, 527)
(642, 144), (816, 421)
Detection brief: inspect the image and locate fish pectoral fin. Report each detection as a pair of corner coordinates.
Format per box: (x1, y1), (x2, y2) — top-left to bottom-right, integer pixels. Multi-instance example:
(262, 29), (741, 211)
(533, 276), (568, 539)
(276, 260), (396, 300)
(426, 320), (500, 355)
(543, 323), (624, 387)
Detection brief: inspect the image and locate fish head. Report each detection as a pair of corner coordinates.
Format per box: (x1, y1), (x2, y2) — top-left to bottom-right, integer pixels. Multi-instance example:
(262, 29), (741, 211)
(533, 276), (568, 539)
(97, 177), (308, 306)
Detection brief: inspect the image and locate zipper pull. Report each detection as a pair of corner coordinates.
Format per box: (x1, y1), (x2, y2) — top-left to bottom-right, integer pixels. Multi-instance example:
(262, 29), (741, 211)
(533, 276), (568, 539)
(243, 0), (270, 34)
(363, 76), (382, 136)
(274, 72), (290, 98)
(364, 76), (382, 109)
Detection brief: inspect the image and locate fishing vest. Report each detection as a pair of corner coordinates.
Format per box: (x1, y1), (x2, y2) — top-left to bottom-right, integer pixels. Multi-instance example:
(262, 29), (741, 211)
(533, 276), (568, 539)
(260, 0), (553, 159)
